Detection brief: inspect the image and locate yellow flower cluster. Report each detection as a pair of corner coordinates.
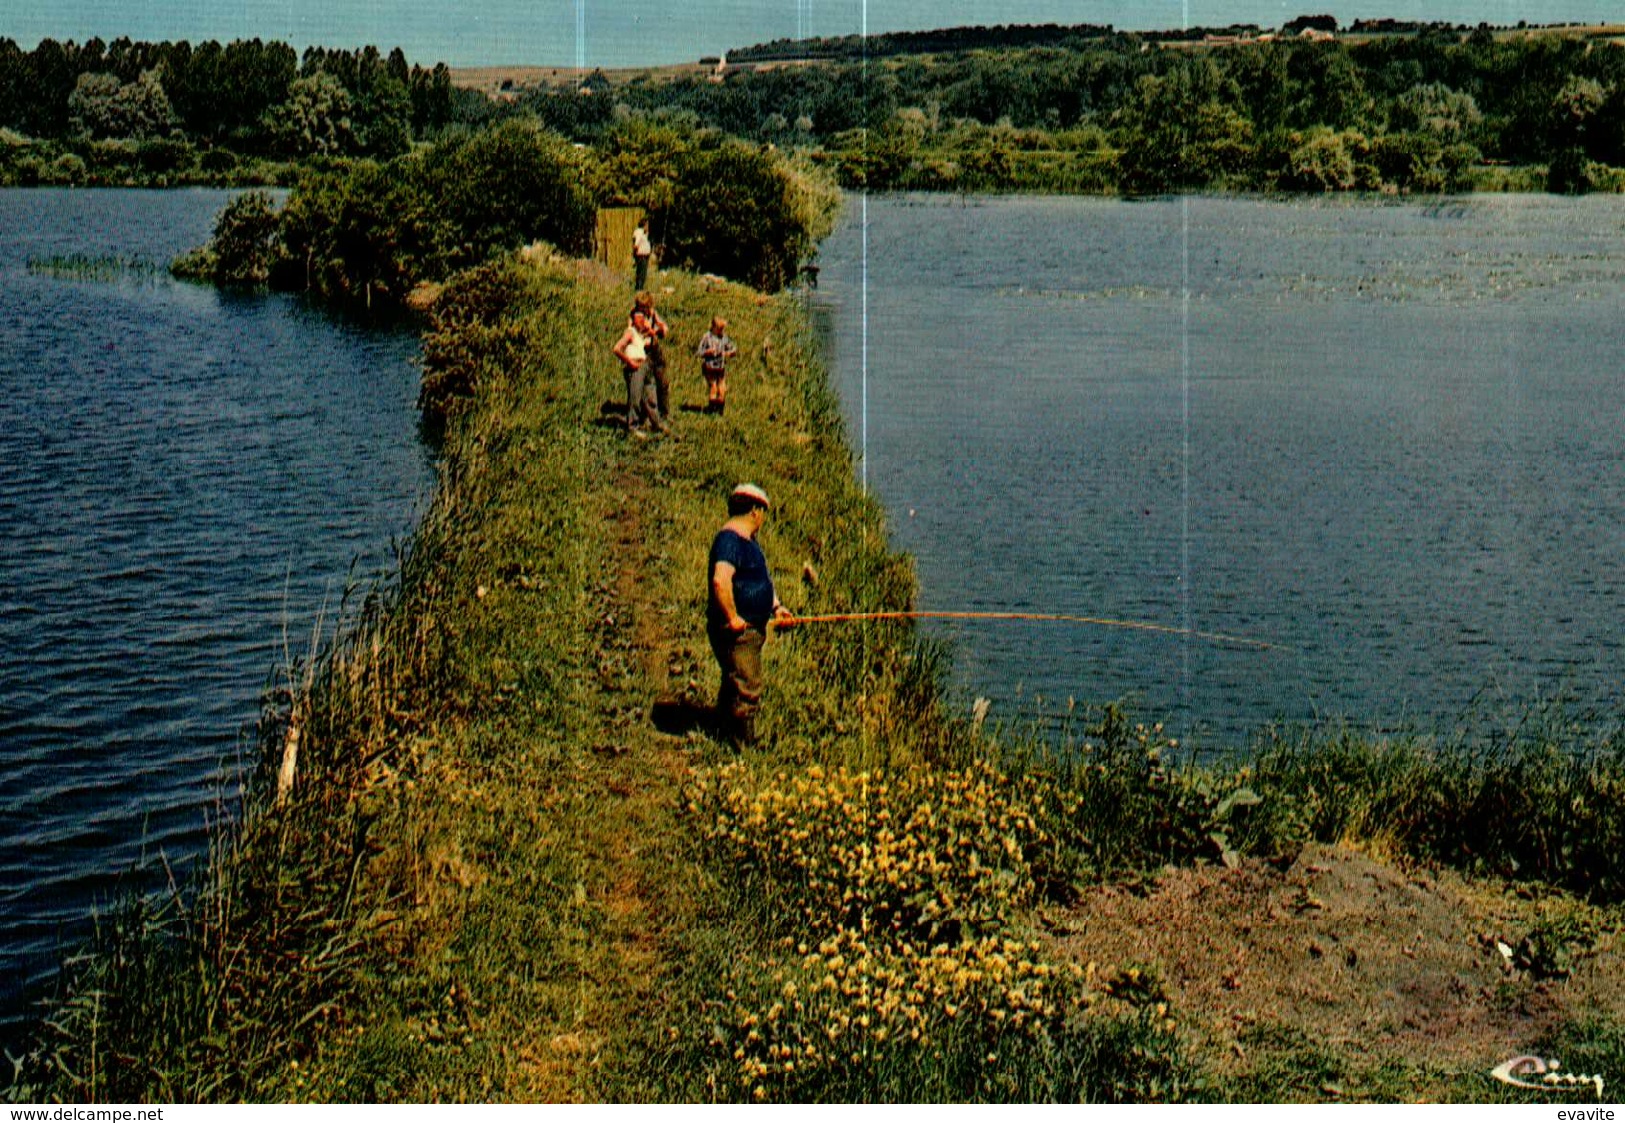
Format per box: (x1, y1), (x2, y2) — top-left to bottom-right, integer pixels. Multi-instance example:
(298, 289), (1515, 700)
(688, 759), (1109, 1100)
(717, 930), (1089, 1098)
(691, 761), (1046, 940)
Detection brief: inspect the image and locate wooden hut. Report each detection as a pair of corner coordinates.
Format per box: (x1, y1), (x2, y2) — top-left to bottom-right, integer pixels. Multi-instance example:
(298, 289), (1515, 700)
(595, 206), (652, 282)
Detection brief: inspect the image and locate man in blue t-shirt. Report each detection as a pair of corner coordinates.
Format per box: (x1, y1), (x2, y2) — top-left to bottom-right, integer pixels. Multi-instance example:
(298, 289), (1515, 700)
(708, 483), (794, 745)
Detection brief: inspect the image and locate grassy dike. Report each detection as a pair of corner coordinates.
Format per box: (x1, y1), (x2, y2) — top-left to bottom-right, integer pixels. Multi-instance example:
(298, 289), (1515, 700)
(16, 245), (1625, 1104)
(257, 254), (947, 1100)
(245, 251), (1194, 1101)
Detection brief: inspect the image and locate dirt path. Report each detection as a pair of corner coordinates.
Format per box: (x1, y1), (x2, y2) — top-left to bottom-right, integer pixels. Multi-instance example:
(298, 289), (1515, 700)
(508, 463), (704, 1100)
(1051, 842), (1625, 1097)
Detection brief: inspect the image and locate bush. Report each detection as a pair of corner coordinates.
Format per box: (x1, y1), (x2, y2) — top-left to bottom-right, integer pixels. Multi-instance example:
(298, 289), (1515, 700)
(1368, 131), (1476, 193)
(660, 139), (839, 290)
(44, 152), (87, 184)
(1280, 128), (1373, 192)
(1547, 147), (1600, 195)
(209, 190), (281, 285)
(274, 161), (439, 303)
(199, 147), (239, 173)
(135, 137), (194, 174)
(417, 258), (542, 416)
(415, 118), (596, 268)
(685, 754), (1203, 1102)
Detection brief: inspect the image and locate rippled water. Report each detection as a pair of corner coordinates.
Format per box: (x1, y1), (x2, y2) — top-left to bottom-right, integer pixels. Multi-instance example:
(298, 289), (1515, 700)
(0, 190), (434, 1035)
(813, 193), (1625, 748)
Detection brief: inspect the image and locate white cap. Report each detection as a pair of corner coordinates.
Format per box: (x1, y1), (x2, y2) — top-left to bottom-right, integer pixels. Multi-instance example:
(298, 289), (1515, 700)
(731, 483), (770, 509)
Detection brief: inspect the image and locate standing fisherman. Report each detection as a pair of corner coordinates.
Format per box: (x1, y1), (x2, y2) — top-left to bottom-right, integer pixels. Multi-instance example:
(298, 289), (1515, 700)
(632, 217), (653, 290)
(708, 483), (793, 745)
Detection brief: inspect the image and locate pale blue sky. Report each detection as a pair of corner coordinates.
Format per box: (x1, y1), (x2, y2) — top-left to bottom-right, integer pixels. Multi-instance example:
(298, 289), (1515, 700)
(5, 1), (1621, 69)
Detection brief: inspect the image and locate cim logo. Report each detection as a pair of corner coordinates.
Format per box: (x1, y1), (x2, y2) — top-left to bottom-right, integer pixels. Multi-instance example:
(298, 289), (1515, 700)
(1490, 1054), (1607, 1101)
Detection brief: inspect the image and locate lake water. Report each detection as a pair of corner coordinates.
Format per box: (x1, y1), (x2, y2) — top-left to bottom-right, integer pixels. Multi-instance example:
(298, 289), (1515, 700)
(0, 189), (434, 1038)
(812, 193), (1625, 749)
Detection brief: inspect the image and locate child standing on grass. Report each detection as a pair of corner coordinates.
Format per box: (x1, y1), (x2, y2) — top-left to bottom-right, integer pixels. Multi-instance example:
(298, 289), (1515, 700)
(696, 316), (738, 415)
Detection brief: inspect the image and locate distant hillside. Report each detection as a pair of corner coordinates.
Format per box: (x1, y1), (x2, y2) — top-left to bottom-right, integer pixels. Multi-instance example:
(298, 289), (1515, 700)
(724, 16), (1607, 62)
(727, 23), (1122, 62)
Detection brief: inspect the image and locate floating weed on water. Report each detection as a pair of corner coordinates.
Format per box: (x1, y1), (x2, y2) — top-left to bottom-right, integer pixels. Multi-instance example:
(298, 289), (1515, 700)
(995, 284), (1175, 303)
(27, 254), (166, 283)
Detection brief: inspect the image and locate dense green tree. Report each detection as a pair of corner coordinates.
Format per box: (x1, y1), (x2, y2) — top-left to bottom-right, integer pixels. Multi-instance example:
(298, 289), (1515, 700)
(941, 56), (1048, 125)
(415, 118), (595, 266)
(1368, 129), (1475, 191)
(263, 72), (355, 156)
(591, 113), (703, 209)
(218, 39), (297, 146)
(209, 190), (281, 283)
(1280, 126), (1373, 190)
(408, 62), (455, 135)
(1228, 42), (1296, 132)
(660, 139), (837, 289)
(1591, 84), (1625, 166)
(832, 119), (922, 189)
(159, 39), (214, 136)
(67, 69), (175, 139)
(1546, 144), (1601, 193)
(0, 39), (25, 131)
(1389, 81), (1482, 141)
(274, 160), (439, 302)
(1287, 44), (1372, 130)
(1550, 74), (1607, 153)
(523, 84), (612, 138)
(18, 38), (75, 137)
(351, 73), (412, 157)
(1114, 65), (1255, 193)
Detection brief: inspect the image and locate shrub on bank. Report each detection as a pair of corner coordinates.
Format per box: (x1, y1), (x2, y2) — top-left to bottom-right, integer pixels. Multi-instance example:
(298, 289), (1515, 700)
(412, 119), (596, 267)
(273, 160), (442, 304)
(171, 189), (281, 285)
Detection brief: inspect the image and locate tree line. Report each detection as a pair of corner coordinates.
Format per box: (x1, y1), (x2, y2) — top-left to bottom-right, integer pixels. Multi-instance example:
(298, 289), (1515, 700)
(9, 23), (1625, 197)
(0, 37), (466, 185)
(722, 17), (1580, 63)
(518, 25), (1625, 194)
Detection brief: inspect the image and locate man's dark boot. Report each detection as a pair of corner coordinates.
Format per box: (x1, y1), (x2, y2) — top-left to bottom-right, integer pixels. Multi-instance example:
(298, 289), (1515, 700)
(733, 714), (757, 747)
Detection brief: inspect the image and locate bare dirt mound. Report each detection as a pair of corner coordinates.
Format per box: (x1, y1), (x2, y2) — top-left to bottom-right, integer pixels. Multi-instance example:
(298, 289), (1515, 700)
(1050, 842), (1624, 1088)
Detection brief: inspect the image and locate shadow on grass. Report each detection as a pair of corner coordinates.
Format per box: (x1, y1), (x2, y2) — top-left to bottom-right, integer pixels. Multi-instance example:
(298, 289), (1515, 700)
(652, 698), (720, 738)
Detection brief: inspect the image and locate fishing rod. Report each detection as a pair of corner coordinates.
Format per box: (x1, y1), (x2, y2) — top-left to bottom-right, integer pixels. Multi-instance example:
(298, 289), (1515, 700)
(777, 610), (1278, 650)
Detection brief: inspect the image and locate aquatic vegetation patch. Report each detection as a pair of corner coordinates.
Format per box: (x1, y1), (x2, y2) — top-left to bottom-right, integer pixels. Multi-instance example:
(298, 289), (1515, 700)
(26, 253), (165, 281)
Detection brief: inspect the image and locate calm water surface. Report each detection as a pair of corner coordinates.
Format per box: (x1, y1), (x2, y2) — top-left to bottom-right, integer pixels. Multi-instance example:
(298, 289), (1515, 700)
(814, 194), (1625, 747)
(0, 189), (434, 1035)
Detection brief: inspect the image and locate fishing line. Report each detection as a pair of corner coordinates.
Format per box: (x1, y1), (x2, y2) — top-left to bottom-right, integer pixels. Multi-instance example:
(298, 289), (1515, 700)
(780, 610), (1279, 650)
